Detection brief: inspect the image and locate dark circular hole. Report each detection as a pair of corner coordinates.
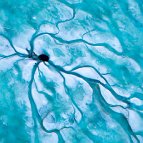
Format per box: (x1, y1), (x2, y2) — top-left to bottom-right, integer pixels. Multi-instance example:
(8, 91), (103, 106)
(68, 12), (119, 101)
(38, 54), (49, 62)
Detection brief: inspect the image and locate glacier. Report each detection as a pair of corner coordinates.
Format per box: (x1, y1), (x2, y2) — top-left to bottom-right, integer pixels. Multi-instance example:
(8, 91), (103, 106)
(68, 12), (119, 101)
(0, 0), (143, 142)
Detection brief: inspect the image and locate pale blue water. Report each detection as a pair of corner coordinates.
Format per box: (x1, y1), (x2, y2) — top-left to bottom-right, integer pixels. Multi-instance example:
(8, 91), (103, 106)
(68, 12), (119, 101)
(0, 0), (143, 143)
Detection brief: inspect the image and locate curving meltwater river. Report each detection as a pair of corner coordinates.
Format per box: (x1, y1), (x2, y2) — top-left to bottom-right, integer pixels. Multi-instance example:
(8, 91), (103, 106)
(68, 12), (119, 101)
(0, 0), (143, 143)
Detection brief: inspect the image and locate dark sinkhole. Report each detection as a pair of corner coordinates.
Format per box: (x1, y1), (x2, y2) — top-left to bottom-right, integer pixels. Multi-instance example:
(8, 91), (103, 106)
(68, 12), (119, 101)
(38, 54), (49, 62)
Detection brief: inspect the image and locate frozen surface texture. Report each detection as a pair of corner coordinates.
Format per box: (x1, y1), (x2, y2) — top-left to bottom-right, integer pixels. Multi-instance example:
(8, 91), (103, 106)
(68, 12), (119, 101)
(0, 0), (143, 143)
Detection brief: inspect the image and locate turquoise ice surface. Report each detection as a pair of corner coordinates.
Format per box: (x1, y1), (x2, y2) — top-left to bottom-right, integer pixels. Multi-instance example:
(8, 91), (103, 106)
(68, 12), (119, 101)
(0, 0), (143, 143)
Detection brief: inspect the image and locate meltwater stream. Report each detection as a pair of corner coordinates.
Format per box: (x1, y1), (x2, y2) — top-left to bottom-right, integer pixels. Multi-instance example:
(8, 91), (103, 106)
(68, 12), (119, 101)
(0, 0), (143, 143)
